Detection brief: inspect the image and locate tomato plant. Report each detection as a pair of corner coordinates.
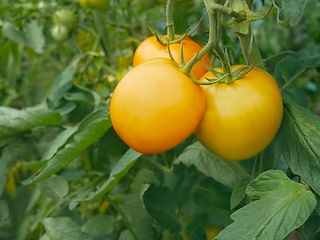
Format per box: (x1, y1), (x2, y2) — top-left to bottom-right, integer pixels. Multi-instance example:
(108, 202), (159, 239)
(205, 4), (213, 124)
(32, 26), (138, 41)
(50, 25), (69, 43)
(1, 1), (320, 240)
(195, 66), (283, 161)
(133, 36), (210, 79)
(79, 0), (110, 12)
(110, 58), (205, 154)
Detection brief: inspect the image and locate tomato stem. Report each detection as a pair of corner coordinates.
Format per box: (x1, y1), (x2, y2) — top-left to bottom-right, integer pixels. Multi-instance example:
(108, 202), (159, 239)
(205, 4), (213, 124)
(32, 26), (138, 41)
(166, 0), (175, 42)
(207, 2), (246, 22)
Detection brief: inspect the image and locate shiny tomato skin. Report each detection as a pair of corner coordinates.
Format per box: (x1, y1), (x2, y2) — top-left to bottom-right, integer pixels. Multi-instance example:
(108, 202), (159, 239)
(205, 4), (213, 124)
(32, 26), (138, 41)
(133, 36), (210, 79)
(195, 66), (283, 161)
(110, 58), (206, 154)
(51, 25), (69, 43)
(53, 10), (75, 28)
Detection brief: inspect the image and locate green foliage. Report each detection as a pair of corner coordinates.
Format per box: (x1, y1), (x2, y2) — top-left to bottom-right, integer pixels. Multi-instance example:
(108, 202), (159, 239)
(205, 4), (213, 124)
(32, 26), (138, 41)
(0, 0), (320, 240)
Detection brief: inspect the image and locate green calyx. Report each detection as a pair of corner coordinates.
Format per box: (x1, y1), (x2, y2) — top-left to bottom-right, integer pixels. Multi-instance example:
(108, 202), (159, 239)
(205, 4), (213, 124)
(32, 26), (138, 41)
(201, 61), (255, 85)
(220, 0), (273, 35)
(146, 18), (202, 45)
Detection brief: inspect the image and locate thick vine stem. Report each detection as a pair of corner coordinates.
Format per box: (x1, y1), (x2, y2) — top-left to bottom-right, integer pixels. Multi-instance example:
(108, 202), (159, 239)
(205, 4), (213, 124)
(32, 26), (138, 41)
(182, 0), (221, 76)
(166, 0), (175, 41)
(207, 2), (246, 22)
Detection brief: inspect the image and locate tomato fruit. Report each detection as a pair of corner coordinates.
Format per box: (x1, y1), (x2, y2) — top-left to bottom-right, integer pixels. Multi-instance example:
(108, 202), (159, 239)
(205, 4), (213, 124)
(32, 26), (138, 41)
(51, 25), (69, 43)
(135, 0), (158, 9)
(79, 0), (110, 12)
(53, 9), (75, 28)
(133, 36), (210, 79)
(110, 58), (205, 154)
(195, 66), (283, 161)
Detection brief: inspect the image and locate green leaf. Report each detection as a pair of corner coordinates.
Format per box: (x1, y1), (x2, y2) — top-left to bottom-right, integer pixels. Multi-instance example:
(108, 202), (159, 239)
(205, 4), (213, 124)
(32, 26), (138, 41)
(81, 215), (116, 236)
(2, 21), (28, 46)
(175, 142), (242, 188)
(214, 170), (316, 240)
(42, 217), (90, 240)
(130, 169), (160, 193)
(263, 51), (295, 64)
(119, 193), (156, 240)
(276, 97), (320, 195)
(275, 51), (320, 83)
(119, 230), (135, 240)
(23, 160), (48, 170)
(23, 109), (111, 185)
(186, 180), (233, 227)
(64, 84), (102, 107)
(37, 175), (69, 200)
(142, 184), (182, 233)
(185, 214), (207, 240)
(273, 0), (306, 28)
(0, 200), (10, 222)
(282, 88), (308, 108)
(68, 189), (92, 211)
(46, 52), (82, 112)
(24, 20), (45, 54)
(39, 234), (50, 240)
(0, 150), (11, 197)
(230, 177), (251, 210)
(0, 106), (61, 139)
(42, 126), (78, 161)
(83, 148), (141, 202)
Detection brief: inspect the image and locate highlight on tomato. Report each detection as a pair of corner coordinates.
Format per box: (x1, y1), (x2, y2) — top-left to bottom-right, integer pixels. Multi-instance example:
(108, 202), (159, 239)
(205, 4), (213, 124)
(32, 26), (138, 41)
(51, 25), (69, 43)
(132, 36), (210, 79)
(110, 58), (206, 154)
(195, 66), (283, 161)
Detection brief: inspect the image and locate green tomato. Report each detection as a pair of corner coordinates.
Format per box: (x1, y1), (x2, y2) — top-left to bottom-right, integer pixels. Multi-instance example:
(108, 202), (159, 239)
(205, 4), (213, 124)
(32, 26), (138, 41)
(37, 1), (48, 14)
(51, 25), (69, 43)
(135, 0), (158, 9)
(79, 0), (110, 12)
(52, 9), (75, 28)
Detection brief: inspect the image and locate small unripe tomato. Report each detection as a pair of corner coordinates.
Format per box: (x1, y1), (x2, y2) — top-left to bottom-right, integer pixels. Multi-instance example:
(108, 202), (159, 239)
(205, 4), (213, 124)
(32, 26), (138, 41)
(79, 0), (110, 12)
(37, 1), (48, 14)
(51, 25), (69, 43)
(133, 36), (210, 79)
(195, 66), (283, 161)
(110, 58), (206, 154)
(53, 9), (75, 28)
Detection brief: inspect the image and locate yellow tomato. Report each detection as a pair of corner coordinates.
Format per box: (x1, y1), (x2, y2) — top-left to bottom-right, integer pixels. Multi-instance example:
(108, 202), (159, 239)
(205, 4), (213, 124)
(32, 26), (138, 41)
(110, 58), (205, 154)
(133, 36), (210, 79)
(195, 66), (283, 161)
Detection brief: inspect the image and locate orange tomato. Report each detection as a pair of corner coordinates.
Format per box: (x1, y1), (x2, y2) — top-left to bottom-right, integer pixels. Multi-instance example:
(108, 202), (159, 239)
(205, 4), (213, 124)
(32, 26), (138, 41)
(110, 58), (206, 154)
(195, 66), (283, 161)
(133, 36), (210, 79)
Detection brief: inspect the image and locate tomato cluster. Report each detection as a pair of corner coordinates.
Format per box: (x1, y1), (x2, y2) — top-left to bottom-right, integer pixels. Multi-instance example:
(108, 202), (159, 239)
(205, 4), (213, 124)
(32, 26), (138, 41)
(51, 9), (76, 43)
(111, 36), (283, 160)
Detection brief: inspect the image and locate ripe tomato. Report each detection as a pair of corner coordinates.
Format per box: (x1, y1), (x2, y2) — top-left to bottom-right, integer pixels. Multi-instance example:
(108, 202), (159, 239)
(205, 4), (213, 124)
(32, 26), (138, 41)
(79, 0), (110, 12)
(110, 58), (205, 154)
(53, 10), (75, 28)
(133, 36), (210, 79)
(51, 25), (69, 43)
(195, 66), (283, 161)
